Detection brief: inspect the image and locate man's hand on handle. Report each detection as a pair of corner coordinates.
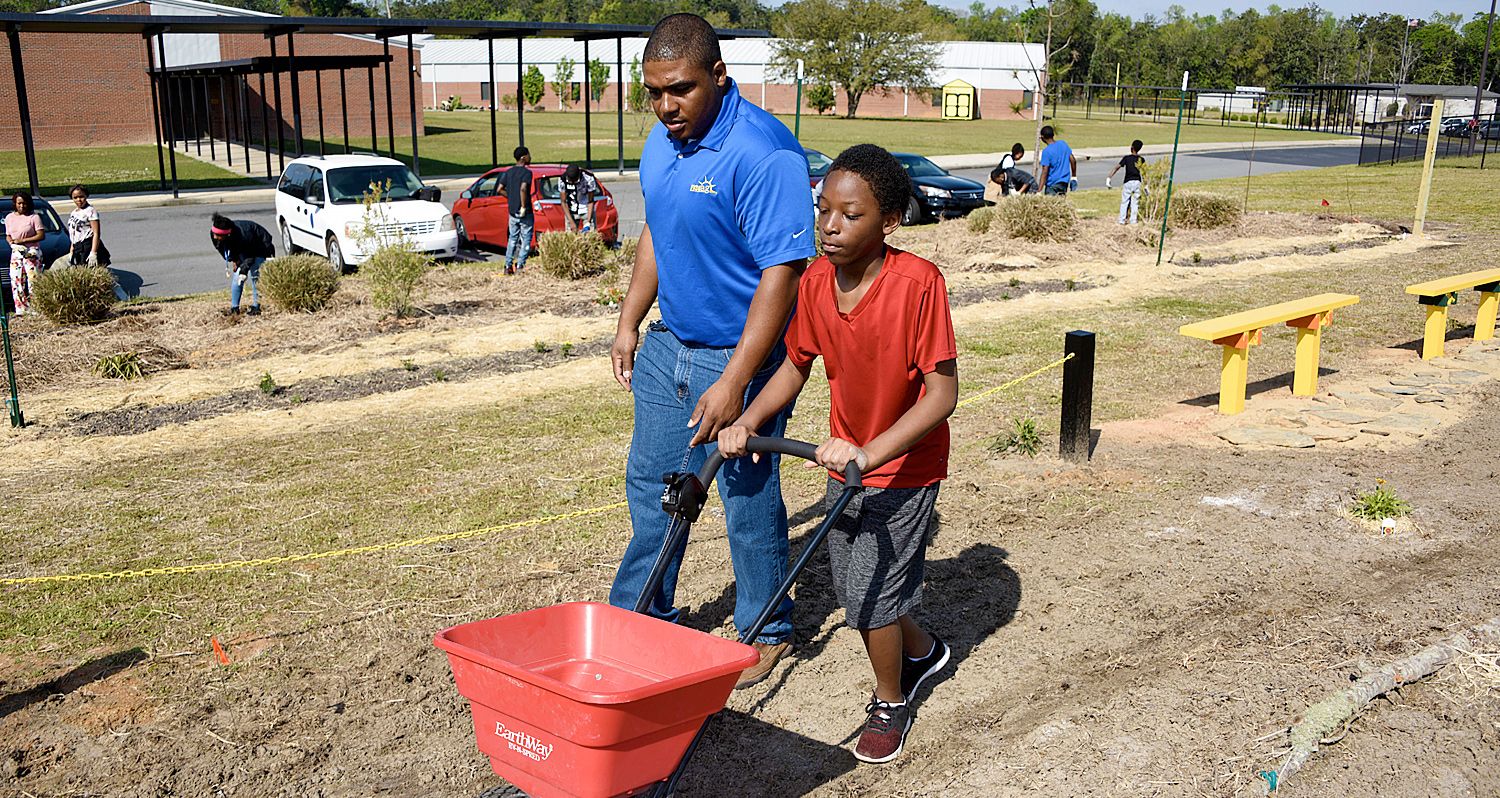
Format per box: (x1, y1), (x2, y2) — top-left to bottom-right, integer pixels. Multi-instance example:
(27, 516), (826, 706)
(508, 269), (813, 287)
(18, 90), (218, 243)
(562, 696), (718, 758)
(611, 327), (639, 390)
(717, 424), (758, 461)
(688, 378), (745, 447)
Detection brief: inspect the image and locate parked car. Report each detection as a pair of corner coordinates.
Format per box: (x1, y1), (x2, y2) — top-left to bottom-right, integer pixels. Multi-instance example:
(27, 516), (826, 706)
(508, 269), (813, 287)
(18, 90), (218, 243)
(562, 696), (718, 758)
(804, 147), (832, 187)
(275, 154), (458, 273)
(451, 164), (620, 252)
(1405, 120), (1429, 134)
(892, 152), (988, 225)
(0, 197), (71, 311)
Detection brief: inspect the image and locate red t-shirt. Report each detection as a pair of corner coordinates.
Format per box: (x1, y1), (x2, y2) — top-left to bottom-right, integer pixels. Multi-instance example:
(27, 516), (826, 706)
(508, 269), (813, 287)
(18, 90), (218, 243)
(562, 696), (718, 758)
(786, 247), (957, 489)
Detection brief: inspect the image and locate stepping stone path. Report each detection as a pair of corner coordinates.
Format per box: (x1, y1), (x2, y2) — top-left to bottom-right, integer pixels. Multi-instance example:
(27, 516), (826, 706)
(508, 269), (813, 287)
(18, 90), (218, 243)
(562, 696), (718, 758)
(1216, 342), (1499, 448)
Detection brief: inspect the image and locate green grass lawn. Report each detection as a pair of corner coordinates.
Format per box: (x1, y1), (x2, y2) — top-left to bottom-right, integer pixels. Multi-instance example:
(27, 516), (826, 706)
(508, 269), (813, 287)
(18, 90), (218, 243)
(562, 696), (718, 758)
(1069, 155), (1500, 228)
(0, 145), (257, 199)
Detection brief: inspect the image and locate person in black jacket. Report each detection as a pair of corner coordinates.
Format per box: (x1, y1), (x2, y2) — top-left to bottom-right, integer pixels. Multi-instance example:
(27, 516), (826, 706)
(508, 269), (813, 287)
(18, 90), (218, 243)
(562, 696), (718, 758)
(210, 213), (275, 315)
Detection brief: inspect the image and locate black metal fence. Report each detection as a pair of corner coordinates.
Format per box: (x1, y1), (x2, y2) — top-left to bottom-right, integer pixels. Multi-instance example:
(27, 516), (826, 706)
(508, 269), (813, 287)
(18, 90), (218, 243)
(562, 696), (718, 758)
(1049, 82), (1314, 132)
(1357, 111), (1500, 166)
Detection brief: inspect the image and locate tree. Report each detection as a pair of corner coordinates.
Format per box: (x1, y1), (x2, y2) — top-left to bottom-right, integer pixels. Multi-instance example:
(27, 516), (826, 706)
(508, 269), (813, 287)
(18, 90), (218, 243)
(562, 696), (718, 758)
(772, 0), (941, 118)
(279, 0), (366, 14)
(552, 57), (578, 109)
(521, 65), (546, 109)
(588, 58), (611, 103)
(627, 56), (650, 113)
(806, 83), (837, 114)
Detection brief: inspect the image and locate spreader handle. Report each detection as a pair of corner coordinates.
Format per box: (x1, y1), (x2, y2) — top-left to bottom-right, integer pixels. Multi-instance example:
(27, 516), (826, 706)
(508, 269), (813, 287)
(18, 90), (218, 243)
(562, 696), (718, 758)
(697, 436), (863, 489)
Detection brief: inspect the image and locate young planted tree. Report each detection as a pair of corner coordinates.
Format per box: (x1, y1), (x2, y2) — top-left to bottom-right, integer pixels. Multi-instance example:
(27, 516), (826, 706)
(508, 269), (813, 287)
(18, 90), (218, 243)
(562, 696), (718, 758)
(771, 0), (940, 118)
(522, 65), (546, 109)
(588, 58), (611, 103)
(553, 57), (578, 109)
(806, 82), (836, 114)
(627, 56), (650, 113)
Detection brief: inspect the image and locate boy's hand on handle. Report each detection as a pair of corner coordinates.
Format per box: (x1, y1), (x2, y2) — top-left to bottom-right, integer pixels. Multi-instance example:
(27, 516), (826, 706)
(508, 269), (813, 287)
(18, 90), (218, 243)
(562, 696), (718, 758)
(611, 327), (638, 390)
(717, 424), (759, 462)
(812, 437), (869, 475)
(688, 379), (744, 447)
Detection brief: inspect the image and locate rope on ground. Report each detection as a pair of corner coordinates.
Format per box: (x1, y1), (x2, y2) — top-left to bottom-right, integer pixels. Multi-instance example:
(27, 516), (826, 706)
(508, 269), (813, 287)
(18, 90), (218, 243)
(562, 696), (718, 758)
(0, 501), (628, 587)
(955, 352), (1073, 410)
(4, 354), (1073, 588)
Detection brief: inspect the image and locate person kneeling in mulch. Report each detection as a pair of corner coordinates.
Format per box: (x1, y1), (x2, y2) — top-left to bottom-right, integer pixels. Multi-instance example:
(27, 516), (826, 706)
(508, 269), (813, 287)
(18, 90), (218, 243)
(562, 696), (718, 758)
(719, 143), (957, 765)
(209, 213), (275, 316)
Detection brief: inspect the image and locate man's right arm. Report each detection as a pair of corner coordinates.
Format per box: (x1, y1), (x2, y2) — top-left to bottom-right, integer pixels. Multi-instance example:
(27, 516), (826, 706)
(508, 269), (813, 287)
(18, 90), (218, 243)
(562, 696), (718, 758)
(611, 224), (659, 389)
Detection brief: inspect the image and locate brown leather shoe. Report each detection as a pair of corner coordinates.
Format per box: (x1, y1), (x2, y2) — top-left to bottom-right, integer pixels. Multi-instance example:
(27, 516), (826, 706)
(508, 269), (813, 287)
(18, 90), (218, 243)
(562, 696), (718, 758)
(734, 641), (791, 689)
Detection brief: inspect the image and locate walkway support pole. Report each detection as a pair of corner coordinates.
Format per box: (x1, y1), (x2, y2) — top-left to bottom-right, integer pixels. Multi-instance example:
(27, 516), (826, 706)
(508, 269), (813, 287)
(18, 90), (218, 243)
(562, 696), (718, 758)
(616, 36), (624, 174)
(487, 36), (497, 167)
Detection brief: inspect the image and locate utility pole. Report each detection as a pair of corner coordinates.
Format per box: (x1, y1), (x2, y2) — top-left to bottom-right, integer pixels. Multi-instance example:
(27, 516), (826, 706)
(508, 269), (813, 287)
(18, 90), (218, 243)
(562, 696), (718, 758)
(1470, 0), (1496, 156)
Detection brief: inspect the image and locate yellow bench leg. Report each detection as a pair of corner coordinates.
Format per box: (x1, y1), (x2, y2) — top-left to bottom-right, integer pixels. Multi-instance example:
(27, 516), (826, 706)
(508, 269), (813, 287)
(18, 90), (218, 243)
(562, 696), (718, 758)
(1292, 325), (1323, 395)
(1422, 305), (1449, 360)
(1219, 343), (1249, 415)
(1477, 291), (1499, 342)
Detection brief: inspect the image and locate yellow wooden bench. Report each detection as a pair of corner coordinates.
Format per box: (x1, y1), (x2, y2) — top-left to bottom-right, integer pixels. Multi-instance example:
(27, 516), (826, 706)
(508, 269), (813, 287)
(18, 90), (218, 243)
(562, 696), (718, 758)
(1179, 293), (1361, 415)
(1404, 268), (1500, 360)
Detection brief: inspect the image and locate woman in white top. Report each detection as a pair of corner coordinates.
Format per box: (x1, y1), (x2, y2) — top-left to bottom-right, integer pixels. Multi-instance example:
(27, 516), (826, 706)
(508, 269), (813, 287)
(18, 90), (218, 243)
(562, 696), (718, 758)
(66, 184), (109, 267)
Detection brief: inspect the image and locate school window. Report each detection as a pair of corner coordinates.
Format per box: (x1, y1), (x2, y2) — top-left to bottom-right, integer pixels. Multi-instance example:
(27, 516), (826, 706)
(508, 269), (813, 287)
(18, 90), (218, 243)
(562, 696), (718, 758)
(1022, 90), (1034, 109)
(480, 82), (492, 103)
(930, 88), (941, 108)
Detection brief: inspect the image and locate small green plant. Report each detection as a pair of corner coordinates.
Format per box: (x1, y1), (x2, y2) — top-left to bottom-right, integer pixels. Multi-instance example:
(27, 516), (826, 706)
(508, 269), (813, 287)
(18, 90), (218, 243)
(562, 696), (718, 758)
(533, 340), (551, 353)
(1064, 278), (1076, 291)
(430, 368), (447, 382)
(1329, 242), (1339, 253)
(560, 342), (574, 357)
(1001, 292), (1012, 301)
(93, 351), (144, 380)
(261, 254), (339, 312)
(258, 372), (277, 396)
(1349, 479), (1412, 521)
(289, 394), (306, 405)
(536, 231), (611, 280)
(988, 417), (1042, 458)
(1191, 252), (1202, 264)
(401, 359), (418, 372)
(33, 265), (116, 324)
(596, 285), (625, 306)
(1007, 276), (1021, 288)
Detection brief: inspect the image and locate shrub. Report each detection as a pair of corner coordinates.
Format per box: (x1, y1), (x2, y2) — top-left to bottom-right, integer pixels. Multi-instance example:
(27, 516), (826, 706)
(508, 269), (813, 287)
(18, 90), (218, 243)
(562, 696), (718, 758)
(967, 206), (997, 234)
(993, 195), (1078, 242)
(988, 417), (1042, 457)
(521, 65), (546, 108)
(1168, 191), (1242, 229)
(94, 351), (144, 380)
(363, 244), (431, 317)
(536, 232), (611, 280)
(1350, 479), (1412, 521)
(33, 265), (116, 324)
(261, 254), (339, 313)
(807, 83), (836, 115)
(1138, 157), (1173, 222)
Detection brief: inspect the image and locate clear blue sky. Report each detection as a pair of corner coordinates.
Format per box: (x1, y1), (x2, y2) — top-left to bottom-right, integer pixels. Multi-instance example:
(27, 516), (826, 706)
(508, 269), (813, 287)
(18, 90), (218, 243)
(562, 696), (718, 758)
(932, 0), (1495, 22)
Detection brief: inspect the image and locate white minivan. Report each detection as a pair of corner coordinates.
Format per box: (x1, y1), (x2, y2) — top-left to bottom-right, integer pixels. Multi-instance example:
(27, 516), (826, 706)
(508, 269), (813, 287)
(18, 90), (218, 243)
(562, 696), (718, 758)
(275, 154), (458, 272)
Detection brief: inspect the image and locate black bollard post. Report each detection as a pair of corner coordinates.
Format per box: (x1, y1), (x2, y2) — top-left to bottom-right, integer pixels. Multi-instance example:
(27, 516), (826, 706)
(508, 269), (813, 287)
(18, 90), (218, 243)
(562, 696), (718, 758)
(1059, 330), (1095, 462)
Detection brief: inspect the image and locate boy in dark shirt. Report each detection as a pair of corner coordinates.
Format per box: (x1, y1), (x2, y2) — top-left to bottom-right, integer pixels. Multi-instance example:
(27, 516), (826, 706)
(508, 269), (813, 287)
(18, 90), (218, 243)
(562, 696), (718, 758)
(1106, 139), (1147, 225)
(989, 142), (1037, 196)
(720, 144), (957, 765)
(209, 213), (275, 315)
(499, 146), (534, 274)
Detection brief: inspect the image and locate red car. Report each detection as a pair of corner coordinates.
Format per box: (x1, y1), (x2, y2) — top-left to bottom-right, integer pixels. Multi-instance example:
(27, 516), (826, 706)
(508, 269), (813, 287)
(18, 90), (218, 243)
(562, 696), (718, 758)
(451, 164), (620, 251)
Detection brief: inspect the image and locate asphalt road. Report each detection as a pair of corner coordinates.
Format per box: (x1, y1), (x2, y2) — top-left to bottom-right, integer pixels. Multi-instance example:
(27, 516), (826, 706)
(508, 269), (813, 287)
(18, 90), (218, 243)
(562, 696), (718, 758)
(114, 144), (1357, 299)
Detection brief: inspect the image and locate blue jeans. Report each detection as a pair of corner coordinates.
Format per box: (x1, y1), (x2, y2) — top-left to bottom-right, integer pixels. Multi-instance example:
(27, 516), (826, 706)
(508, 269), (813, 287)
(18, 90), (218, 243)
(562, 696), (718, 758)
(506, 215), (533, 270)
(1118, 180), (1142, 224)
(1044, 182), (1069, 196)
(608, 324), (795, 644)
(228, 256), (264, 309)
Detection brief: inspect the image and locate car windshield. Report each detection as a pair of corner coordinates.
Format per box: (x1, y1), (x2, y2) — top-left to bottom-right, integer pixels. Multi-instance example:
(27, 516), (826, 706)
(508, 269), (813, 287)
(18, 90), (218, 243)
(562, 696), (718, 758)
(895, 154), (948, 178)
(327, 165), (426, 204)
(805, 150), (832, 176)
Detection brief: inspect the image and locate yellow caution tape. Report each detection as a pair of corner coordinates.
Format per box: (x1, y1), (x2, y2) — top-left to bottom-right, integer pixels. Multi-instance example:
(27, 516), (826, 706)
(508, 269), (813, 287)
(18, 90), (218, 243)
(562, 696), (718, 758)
(5, 353), (1074, 588)
(0, 501), (628, 587)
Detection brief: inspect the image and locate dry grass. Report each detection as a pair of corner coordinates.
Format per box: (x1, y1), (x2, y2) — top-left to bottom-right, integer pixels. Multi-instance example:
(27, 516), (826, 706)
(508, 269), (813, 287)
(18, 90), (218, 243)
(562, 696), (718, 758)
(261, 255), (340, 313)
(535, 231), (613, 280)
(1169, 191), (1243, 229)
(992, 194), (1079, 242)
(32, 265), (116, 325)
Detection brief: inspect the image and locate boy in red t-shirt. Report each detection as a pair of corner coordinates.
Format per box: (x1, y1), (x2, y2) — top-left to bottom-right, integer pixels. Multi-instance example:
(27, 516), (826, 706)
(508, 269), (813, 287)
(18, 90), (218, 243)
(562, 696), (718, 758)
(719, 144), (958, 764)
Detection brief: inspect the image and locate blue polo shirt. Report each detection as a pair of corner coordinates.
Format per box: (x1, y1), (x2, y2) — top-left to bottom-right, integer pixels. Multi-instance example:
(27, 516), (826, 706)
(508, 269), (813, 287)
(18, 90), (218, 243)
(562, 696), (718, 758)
(1039, 139), (1074, 186)
(640, 79), (815, 347)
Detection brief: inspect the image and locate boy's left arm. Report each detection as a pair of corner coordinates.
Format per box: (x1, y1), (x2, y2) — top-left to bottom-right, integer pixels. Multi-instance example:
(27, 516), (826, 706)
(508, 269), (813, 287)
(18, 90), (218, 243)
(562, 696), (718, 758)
(814, 360), (958, 473)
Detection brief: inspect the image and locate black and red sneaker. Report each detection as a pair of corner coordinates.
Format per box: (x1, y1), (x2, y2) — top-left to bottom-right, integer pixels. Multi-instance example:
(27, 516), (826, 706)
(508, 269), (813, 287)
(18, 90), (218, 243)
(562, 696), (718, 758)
(900, 636), (951, 701)
(854, 697), (912, 764)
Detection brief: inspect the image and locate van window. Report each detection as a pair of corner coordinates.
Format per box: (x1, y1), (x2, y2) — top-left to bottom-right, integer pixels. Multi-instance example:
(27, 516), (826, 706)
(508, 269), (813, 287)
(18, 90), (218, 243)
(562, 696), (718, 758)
(279, 163), (310, 200)
(306, 170), (325, 204)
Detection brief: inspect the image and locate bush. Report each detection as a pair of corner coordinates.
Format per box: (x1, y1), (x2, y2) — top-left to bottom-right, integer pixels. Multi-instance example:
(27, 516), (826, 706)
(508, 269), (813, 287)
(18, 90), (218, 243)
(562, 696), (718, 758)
(536, 232), (611, 280)
(32, 265), (116, 324)
(363, 245), (431, 317)
(993, 194), (1078, 242)
(94, 351), (144, 380)
(261, 254), (339, 313)
(967, 206), (996, 234)
(1168, 191), (1242, 229)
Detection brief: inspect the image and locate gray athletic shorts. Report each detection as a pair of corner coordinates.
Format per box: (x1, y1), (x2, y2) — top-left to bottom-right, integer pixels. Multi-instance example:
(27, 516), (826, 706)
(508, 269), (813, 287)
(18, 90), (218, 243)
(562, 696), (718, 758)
(823, 477), (940, 630)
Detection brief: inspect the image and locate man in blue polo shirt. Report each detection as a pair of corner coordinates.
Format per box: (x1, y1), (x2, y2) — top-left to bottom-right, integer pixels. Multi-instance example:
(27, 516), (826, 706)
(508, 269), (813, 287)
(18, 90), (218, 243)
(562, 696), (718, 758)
(609, 13), (814, 689)
(1036, 125), (1077, 196)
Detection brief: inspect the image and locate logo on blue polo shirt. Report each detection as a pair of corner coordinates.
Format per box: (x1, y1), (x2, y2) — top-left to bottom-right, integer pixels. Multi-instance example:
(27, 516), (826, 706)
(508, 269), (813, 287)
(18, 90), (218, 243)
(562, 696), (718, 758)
(689, 177), (718, 196)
